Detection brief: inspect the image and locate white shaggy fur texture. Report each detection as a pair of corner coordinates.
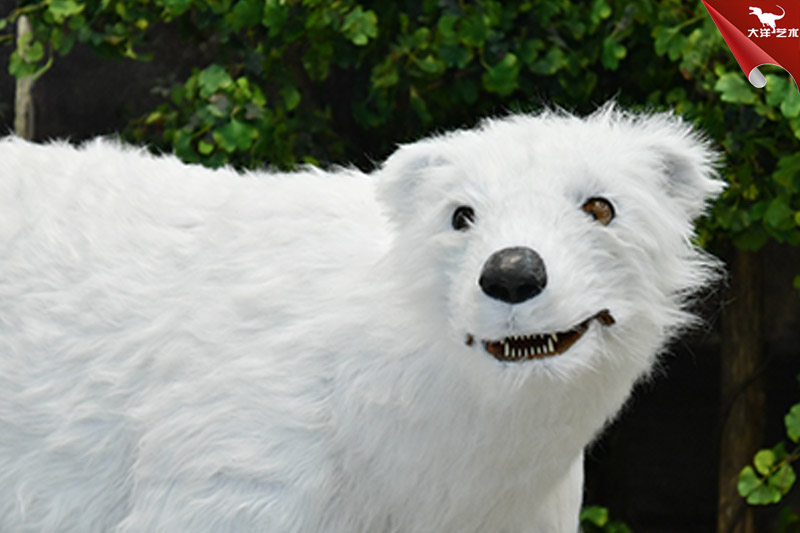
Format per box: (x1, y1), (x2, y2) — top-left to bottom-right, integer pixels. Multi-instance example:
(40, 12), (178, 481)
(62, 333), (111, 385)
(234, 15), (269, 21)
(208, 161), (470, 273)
(0, 106), (723, 532)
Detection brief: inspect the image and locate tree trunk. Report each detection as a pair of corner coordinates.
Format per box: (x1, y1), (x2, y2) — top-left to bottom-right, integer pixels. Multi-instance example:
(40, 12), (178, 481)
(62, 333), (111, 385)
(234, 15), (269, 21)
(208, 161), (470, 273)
(14, 15), (35, 140)
(717, 248), (765, 533)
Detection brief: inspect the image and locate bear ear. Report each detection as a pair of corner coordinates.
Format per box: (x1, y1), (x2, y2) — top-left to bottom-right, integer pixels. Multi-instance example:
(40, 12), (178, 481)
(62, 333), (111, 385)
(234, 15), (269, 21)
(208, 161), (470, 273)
(376, 139), (451, 226)
(642, 117), (726, 220)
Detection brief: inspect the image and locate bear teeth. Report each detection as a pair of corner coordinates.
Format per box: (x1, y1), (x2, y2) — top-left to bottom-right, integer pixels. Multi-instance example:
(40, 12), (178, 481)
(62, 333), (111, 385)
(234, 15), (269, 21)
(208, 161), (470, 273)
(479, 309), (615, 363)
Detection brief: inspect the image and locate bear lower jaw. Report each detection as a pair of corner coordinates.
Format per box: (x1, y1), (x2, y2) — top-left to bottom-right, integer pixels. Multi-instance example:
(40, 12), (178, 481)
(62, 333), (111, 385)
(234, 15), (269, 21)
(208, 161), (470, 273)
(478, 309), (615, 362)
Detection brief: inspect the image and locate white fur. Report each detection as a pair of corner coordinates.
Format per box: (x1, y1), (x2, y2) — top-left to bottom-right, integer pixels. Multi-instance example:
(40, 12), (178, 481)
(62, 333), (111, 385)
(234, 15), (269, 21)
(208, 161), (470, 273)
(0, 106), (723, 532)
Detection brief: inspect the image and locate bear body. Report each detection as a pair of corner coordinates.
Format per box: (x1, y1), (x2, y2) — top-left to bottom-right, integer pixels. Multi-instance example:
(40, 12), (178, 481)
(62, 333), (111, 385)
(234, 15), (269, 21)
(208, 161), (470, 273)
(0, 107), (722, 532)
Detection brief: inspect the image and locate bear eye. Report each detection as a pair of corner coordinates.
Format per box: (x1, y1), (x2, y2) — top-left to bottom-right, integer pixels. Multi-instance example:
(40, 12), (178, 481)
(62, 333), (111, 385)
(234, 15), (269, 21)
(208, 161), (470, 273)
(582, 197), (615, 226)
(452, 205), (475, 231)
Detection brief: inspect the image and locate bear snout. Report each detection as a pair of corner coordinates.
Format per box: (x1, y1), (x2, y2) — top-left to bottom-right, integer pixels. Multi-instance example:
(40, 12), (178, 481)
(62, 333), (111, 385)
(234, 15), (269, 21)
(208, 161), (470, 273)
(478, 246), (548, 304)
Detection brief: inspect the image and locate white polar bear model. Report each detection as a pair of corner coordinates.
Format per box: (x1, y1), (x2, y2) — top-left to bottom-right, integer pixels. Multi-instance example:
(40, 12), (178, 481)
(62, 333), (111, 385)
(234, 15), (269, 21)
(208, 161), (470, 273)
(0, 106), (723, 532)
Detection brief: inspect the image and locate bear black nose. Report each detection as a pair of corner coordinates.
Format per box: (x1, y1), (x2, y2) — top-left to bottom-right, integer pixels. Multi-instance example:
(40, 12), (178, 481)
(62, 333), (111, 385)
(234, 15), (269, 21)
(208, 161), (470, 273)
(479, 246), (547, 304)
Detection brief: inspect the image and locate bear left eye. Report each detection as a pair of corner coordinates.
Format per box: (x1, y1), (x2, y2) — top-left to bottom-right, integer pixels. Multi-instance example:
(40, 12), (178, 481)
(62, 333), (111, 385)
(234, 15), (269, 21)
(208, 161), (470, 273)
(452, 205), (475, 231)
(582, 197), (615, 226)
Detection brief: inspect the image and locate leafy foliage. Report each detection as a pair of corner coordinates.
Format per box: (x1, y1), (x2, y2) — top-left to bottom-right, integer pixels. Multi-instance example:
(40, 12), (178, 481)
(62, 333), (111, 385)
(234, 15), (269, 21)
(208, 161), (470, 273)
(580, 505), (633, 533)
(738, 375), (800, 530)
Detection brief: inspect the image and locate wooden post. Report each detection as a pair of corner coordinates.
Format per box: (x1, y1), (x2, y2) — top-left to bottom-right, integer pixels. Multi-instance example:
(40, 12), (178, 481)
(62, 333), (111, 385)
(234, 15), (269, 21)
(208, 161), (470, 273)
(14, 15), (35, 140)
(717, 248), (765, 533)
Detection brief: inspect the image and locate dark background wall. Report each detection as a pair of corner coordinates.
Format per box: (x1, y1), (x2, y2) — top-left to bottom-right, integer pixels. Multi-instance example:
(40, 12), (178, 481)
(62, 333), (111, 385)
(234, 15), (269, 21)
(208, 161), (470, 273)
(2, 30), (800, 533)
(1, 27), (207, 140)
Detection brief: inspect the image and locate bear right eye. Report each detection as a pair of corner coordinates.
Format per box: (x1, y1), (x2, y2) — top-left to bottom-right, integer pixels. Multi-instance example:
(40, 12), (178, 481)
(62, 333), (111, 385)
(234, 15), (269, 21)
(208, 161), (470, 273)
(582, 197), (615, 226)
(452, 205), (475, 231)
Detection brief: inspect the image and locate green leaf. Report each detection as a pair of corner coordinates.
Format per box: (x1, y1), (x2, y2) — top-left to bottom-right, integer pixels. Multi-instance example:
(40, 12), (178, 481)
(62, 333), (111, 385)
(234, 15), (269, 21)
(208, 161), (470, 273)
(482, 53), (519, 96)
(235, 77), (253, 99)
(653, 25), (678, 56)
(144, 110), (164, 125)
(206, 94), (230, 118)
(251, 86), (266, 107)
(47, 0), (85, 22)
(342, 7), (378, 46)
(438, 45), (473, 69)
(25, 41), (45, 63)
(409, 27), (431, 49)
(66, 12), (87, 33)
(198, 64), (233, 98)
(764, 197), (795, 230)
(781, 84), (800, 118)
(715, 73), (756, 104)
(733, 225), (769, 251)
(371, 58), (399, 88)
(589, 0), (612, 26)
(774, 153), (800, 193)
(437, 15), (458, 43)
(766, 73), (789, 107)
(530, 47), (566, 76)
(213, 119), (258, 153)
(458, 14), (489, 47)
(415, 54), (446, 75)
(667, 33), (687, 61)
(580, 505), (609, 526)
(769, 464), (796, 495)
(302, 41), (333, 81)
(409, 86), (432, 124)
(519, 38), (544, 65)
(774, 441), (790, 462)
(280, 85), (301, 111)
(8, 51), (39, 78)
(163, 0), (192, 15)
(229, 0), (262, 30)
(601, 37), (627, 70)
(172, 129), (196, 162)
(197, 140), (215, 155)
(750, 201), (770, 221)
(738, 465), (763, 497)
(755, 449), (777, 476)
(785, 404), (800, 442)
(794, 274), (800, 290)
(747, 482), (783, 505)
(653, 24), (689, 60)
(262, 2), (289, 34)
(51, 26), (76, 55)
(740, 464), (784, 505)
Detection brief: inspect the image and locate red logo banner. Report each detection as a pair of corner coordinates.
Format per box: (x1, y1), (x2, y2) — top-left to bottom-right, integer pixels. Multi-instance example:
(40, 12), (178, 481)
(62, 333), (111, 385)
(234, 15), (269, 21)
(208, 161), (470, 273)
(702, 1), (800, 92)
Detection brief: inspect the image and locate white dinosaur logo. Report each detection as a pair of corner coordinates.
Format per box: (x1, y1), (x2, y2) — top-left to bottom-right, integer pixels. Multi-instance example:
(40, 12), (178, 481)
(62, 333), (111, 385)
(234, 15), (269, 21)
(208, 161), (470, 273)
(749, 5), (786, 30)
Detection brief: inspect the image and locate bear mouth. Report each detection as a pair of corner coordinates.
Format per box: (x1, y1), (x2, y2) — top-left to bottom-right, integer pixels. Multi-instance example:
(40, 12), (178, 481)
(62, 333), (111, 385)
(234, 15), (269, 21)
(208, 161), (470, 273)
(476, 309), (615, 362)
